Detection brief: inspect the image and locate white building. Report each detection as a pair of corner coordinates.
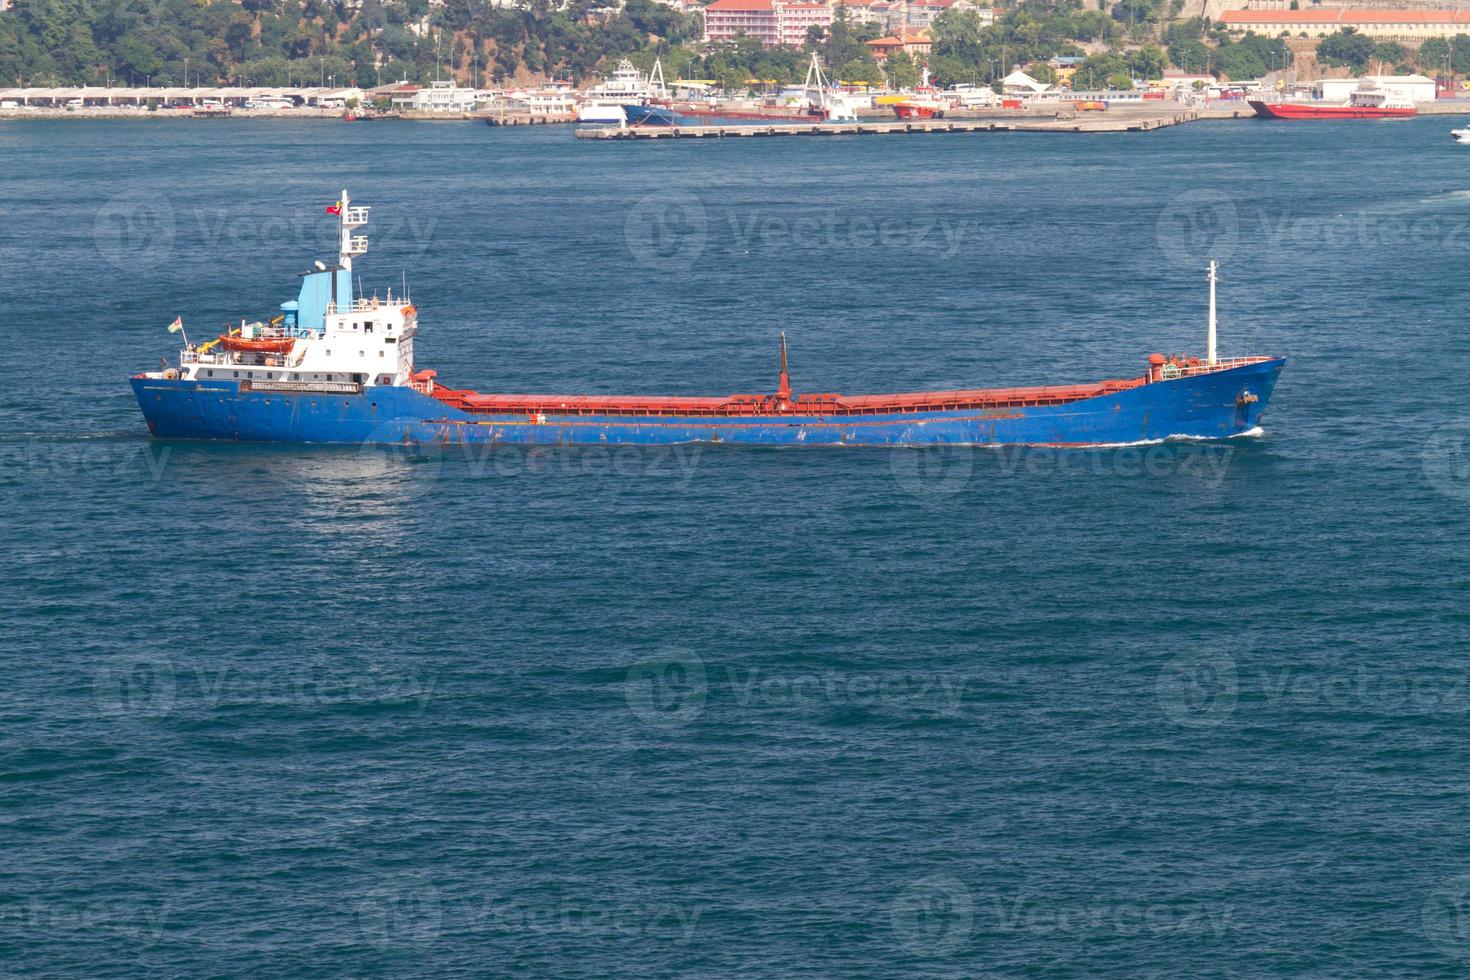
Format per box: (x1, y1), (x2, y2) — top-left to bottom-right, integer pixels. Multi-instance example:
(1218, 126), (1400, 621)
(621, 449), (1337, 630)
(1317, 74), (1436, 104)
(394, 79), (480, 112)
(1001, 69), (1050, 95)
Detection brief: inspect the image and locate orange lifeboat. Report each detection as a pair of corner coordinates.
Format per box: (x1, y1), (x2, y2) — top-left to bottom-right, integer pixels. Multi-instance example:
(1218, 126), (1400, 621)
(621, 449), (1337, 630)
(218, 334), (296, 354)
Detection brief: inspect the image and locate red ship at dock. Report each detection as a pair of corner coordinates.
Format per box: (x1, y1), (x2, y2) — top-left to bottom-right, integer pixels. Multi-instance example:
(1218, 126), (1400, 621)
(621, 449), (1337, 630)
(1248, 77), (1417, 119)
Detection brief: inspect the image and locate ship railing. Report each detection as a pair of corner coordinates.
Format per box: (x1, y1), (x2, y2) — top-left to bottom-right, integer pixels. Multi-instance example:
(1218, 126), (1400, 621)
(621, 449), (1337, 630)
(180, 350), (237, 367)
(324, 299), (385, 314)
(1159, 356), (1270, 380)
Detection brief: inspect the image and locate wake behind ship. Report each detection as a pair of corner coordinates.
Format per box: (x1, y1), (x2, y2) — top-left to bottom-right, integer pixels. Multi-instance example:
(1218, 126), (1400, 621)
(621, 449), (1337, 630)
(132, 193), (1285, 448)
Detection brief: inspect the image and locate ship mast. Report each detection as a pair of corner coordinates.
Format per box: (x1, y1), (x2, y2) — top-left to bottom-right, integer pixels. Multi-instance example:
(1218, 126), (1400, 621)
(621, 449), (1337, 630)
(336, 189), (370, 311)
(1207, 259), (1218, 366)
(776, 332), (792, 407)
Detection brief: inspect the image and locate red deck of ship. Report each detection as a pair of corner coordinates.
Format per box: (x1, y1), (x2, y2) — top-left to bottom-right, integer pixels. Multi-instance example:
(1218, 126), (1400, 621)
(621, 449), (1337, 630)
(426, 375), (1150, 418)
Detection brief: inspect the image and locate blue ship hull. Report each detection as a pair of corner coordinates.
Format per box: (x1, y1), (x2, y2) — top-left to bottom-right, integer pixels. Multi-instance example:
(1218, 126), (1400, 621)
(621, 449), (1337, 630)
(622, 104), (818, 127)
(131, 358), (1284, 447)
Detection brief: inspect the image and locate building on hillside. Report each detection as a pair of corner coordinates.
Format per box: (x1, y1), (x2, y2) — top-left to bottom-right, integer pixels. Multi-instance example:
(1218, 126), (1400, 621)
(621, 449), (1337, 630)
(1047, 55), (1083, 86)
(840, 0), (897, 28)
(1218, 8), (1470, 40)
(1318, 73), (1437, 102)
(703, 0), (834, 46)
(778, 2), (835, 44)
(904, 0), (989, 29)
(866, 31), (933, 63)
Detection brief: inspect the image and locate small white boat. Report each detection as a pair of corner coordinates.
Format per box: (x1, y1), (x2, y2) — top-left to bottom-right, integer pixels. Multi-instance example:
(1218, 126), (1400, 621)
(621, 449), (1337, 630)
(1452, 127), (1470, 143)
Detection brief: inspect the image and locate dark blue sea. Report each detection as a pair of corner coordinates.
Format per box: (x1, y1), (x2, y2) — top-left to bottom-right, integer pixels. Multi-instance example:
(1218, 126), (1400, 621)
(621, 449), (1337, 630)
(4, 115), (1470, 976)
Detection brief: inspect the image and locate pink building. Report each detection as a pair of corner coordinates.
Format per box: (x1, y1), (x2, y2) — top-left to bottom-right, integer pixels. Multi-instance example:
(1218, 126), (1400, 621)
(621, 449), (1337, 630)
(704, 0), (835, 47)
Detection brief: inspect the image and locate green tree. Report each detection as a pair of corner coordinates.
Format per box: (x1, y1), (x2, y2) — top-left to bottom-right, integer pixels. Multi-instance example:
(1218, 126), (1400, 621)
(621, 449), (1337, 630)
(1419, 37), (1451, 74)
(884, 51), (921, 88)
(1127, 45), (1166, 79)
(1317, 28), (1376, 70)
(1167, 37), (1208, 72)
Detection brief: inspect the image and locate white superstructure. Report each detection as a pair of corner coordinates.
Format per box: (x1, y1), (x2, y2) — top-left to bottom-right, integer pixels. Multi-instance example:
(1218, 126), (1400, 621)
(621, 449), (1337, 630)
(578, 60), (652, 122)
(147, 191), (420, 392)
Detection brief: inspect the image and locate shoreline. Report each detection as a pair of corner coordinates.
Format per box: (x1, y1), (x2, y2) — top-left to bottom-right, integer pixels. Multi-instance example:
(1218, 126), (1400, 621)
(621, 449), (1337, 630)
(9, 101), (1470, 123)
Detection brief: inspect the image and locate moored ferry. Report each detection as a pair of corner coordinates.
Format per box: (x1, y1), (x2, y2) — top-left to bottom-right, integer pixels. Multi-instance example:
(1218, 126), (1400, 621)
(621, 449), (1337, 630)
(132, 194), (1285, 447)
(1249, 78), (1417, 119)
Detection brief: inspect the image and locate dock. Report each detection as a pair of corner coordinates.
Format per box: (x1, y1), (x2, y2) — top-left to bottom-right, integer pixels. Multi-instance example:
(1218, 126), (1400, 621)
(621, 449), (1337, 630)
(574, 110), (1201, 139)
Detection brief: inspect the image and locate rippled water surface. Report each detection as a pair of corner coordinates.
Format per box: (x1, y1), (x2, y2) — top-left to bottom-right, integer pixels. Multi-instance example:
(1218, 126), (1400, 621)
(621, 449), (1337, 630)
(3, 116), (1470, 976)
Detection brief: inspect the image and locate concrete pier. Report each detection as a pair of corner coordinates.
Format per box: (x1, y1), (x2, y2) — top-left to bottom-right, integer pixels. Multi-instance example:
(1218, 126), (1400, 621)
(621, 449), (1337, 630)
(574, 110), (1202, 140)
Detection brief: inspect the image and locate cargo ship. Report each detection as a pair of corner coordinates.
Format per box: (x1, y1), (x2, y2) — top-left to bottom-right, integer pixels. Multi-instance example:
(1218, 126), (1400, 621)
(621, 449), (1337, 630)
(1248, 78), (1416, 119)
(131, 193), (1285, 447)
